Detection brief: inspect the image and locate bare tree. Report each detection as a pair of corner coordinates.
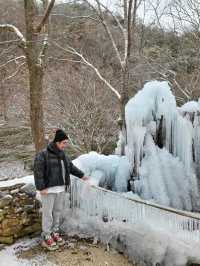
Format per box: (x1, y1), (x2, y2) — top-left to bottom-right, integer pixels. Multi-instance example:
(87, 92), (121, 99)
(0, 0), (55, 152)
(52, 0), (140, 155)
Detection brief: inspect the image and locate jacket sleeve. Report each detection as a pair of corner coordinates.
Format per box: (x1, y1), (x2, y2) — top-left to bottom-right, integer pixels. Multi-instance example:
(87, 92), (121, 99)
(70, 161), (84, 178)
(33, 152), (46, 191)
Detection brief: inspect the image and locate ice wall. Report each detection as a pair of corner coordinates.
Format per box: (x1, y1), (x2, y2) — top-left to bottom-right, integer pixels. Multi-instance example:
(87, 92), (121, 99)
(74, 81), (200, 211)
(124, 80), (200, 211)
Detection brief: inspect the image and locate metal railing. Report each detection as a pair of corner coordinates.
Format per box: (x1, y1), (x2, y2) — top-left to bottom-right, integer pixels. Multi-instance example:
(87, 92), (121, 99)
(70, 177), (200, 243)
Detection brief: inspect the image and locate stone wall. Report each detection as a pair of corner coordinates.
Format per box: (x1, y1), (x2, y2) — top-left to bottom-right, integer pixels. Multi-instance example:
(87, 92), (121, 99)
(0, 183), (41, 245)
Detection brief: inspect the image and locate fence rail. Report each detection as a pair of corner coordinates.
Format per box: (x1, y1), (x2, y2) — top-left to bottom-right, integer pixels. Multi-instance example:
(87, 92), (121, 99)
(70, 177), (200, 243)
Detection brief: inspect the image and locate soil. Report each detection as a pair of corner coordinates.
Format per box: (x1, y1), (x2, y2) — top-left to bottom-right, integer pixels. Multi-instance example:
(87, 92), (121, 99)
(19, 236), (135, 266)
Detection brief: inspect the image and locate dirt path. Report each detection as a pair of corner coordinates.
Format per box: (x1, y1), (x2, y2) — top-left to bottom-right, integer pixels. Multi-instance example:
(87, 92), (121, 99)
(19, 236), (135, 266)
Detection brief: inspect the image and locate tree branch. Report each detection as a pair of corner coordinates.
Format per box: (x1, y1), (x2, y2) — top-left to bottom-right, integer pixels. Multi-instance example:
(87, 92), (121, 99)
(35, 0), (55, 33)
(0, 24), (26, 47)
(52, 41), (122, 100)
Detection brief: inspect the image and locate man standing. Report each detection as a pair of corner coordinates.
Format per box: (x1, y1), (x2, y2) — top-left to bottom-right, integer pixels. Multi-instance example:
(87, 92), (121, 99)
(34, 129), (89, 251)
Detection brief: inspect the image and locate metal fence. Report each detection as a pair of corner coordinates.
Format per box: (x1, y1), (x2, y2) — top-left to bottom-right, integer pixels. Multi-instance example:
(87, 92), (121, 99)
(70, 177), (200, 243)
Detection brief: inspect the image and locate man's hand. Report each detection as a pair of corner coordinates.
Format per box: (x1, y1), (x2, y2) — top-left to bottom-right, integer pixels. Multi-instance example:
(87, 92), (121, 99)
(82, 176), (89, 181)
(40, 188), (48, 195)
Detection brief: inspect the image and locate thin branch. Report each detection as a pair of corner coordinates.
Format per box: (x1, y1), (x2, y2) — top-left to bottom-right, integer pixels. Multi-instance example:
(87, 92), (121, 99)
(3, 62), (25, 82)
(0, 24), (26, 47)
(51, 13), (99, 22)
(84, 0), (124, 69)
(52, 41), (121, 100)
(0, 56), (25, 69)
(0, 39), (20, 45)
(48, 56), (81, 63)
(35, 0), (55, 32)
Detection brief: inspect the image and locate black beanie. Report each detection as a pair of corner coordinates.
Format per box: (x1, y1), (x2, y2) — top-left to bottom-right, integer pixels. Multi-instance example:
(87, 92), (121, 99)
(53, 129), (68, 143)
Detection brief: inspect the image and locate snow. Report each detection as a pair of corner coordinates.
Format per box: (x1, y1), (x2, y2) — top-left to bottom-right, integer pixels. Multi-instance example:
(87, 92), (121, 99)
(62, 208), (200, 265)
(62, 180), (200, 266)
(180, 100), (200, 113)
(0, 238), (55, 266)
(0, 175), (34, 188)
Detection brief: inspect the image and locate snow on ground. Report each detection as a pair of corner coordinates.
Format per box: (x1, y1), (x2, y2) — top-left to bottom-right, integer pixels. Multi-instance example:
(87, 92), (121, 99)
(61, 206), (200, 266)
(0, 238), (55, 266)
(0, 161), (31, 181)
(0, 175), (34, 188)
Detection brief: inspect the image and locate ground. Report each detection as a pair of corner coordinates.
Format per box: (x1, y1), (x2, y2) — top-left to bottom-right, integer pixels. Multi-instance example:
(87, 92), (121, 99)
(18, 236), (134, 266)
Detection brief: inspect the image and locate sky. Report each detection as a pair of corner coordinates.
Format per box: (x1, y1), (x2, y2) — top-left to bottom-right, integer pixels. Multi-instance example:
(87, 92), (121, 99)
(54, 0), (194, 32)
(56, 0), (175, 30)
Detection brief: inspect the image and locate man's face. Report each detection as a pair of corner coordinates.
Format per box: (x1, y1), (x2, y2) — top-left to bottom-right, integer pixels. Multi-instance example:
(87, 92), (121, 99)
(56, 139), (68, 151)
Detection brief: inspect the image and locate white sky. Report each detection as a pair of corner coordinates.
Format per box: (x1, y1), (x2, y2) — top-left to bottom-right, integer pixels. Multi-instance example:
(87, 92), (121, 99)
(56, 0), (193, 31)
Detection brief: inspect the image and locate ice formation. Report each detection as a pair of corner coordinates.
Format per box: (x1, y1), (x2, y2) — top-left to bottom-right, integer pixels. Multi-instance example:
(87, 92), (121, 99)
(120, 80), (200, 211)
(66, 177), (200, 265)
(74, 81), (200, 211)
(73, 152), (132, 192)
(72, 81), (200, 211)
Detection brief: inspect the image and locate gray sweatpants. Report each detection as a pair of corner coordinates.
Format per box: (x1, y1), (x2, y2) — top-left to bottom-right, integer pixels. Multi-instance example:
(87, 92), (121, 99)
(41, 192), (65, 238)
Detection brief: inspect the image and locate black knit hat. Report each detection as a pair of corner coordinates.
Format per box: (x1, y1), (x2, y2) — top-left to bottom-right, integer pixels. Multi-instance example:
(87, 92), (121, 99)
(53, 129), (68, 143)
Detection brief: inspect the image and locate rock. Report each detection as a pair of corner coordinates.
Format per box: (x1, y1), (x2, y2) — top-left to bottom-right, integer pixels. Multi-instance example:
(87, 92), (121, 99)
(79, 245), (88, 251)
(0, 191), (7, 198)
(68, 242), (76, 249)
(0, 177), (9, 182)
(2, 218), (20, 229)
(10, 189), (19, 195)
(0, 236), (14, 245)
(0, 183), (25, 192)
(14, 207), (23, 214)
(23, 223), (41, 235)
(20, 212), (30, 225)
(0, 195), (13, 208)
(20, 183), (36, 197)
(0, 224), (22, 237)
(0, 186), (41, 245)
(0, 243), (5, 250)
(0, 209), (5, 222)
(23, 205), (34, 213)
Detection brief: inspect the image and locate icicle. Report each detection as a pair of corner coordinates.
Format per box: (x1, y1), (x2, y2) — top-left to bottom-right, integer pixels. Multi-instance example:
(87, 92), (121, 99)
(70, 177), (200, 243)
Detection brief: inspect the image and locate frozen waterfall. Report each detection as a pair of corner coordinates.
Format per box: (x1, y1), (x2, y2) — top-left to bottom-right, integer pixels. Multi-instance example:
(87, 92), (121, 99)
(74, 81), (200, 211)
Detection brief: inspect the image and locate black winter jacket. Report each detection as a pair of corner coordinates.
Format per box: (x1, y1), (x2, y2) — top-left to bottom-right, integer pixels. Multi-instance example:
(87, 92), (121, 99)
(33, 142), (84, 191)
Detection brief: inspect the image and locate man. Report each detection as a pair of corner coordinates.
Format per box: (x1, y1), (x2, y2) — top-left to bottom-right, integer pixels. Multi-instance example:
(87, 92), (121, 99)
(34, 129), (89, 251)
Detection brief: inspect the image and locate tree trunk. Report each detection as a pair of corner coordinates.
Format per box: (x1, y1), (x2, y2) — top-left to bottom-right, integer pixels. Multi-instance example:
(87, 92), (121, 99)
(117, 64), (130, 155)
(28, 62), (45, 152)
(24, 0), (46, 153)
(0, 83), (8, 121)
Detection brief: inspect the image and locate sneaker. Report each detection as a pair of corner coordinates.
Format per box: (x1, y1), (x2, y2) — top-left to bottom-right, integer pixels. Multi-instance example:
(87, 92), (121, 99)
(41, 235), (59, 251)
(52, 232), (65, 246)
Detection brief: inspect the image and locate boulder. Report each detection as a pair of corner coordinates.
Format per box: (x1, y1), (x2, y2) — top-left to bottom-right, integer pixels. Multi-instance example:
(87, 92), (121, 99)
(19, 183), (36, 197)
(0, 195), (13, 208)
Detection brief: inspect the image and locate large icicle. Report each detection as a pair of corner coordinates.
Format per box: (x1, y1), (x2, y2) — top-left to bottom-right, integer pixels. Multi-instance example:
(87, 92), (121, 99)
(123, 80), (200, 211)
(125, 80), (177, 175)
